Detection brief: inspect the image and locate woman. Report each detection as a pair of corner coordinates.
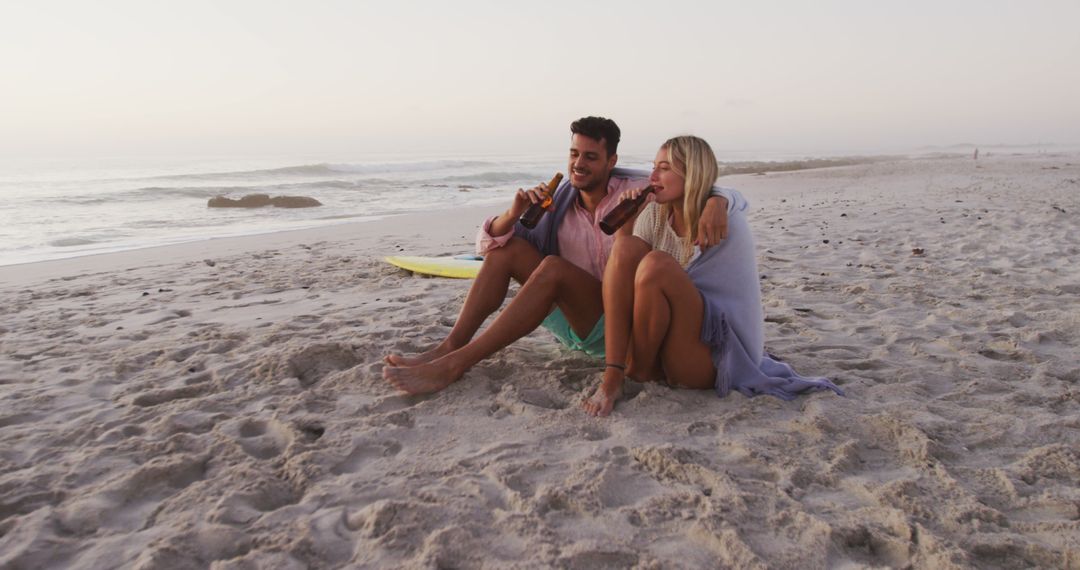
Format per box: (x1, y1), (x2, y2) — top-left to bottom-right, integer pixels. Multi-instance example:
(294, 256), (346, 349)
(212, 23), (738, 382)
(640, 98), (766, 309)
(583, 136), (842, 417)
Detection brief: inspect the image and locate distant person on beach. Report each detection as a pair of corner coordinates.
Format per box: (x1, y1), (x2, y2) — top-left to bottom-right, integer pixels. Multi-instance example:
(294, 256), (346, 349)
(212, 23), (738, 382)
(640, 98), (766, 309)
(583, 135), (844, 416)
(383, 118), (730, 395)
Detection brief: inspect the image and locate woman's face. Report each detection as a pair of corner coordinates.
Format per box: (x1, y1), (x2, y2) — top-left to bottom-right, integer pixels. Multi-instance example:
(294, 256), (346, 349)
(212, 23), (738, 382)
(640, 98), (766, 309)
(649, 146), (685, 204)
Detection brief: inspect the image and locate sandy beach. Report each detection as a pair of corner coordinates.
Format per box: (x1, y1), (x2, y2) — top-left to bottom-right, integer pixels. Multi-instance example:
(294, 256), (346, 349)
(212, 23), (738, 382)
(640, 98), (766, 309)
(1, 154), (1078, 568)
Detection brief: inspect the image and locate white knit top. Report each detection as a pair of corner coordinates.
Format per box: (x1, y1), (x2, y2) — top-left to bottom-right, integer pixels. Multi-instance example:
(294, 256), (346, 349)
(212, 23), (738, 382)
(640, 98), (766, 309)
(632, 202), (700, 268)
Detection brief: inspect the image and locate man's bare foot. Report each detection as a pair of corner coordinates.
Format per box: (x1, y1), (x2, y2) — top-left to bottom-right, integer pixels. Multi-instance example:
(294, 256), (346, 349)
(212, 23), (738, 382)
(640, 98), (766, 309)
(383, 357), (466, 395)
(582, 373), (624, 417)
(384, 341), (457, 367)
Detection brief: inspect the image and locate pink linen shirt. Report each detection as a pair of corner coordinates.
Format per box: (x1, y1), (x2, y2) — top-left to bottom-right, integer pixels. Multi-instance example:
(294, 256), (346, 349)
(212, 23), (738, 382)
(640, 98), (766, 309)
(475, 176), (647, 280)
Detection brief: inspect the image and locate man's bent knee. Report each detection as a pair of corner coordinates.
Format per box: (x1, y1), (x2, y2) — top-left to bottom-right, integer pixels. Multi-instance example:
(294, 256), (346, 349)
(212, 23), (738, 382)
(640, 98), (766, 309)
(484, 237), (543, 282)
(529, 255), (573, 284)
(486, 237), (535, 263)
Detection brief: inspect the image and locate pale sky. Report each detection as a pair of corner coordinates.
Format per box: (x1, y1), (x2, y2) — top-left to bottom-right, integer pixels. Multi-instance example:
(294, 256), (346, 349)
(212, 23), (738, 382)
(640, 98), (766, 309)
(2, 0), (1078, 158)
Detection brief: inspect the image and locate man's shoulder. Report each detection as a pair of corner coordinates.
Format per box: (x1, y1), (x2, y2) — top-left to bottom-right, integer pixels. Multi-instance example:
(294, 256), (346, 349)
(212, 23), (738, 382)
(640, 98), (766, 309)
(610, 166), (650, 178)
(609, 167), (650, 183)
(608, 168), (648, 194)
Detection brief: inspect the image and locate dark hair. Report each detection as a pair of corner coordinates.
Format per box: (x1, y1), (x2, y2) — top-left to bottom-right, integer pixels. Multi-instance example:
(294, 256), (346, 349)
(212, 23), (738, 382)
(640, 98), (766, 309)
(570, 116), (620, 157)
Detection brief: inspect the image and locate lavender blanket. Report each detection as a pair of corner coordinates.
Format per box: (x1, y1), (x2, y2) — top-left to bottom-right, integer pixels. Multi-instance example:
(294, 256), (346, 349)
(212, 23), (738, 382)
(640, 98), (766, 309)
(687, 188), (844, 400)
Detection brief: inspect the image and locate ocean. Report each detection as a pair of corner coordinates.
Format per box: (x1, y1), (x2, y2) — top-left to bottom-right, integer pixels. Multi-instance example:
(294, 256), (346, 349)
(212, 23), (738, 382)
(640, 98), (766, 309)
(1, 147), (950, 267)
(0, 154), (583, 267)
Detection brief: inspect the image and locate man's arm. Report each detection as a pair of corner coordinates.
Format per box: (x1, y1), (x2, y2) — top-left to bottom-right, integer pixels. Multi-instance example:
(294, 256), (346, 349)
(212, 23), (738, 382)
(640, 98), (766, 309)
(698, 193), (729, 250)
(488, 183), (552, 237)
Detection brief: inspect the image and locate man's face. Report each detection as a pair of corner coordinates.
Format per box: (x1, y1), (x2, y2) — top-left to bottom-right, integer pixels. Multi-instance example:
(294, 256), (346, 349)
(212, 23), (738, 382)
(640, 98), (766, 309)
(568, 133), (617, 192)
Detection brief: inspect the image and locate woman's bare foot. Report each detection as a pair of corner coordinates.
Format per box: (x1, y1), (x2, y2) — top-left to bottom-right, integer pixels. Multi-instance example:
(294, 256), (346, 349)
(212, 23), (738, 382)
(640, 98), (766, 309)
(384, 340), (457, 367)
(383, 357), (467, 395)
(582, 371), (625, 417)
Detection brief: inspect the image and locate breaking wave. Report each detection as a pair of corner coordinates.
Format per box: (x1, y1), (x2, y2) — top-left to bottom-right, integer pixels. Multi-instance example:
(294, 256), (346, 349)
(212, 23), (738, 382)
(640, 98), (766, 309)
(49, 237), (97, 247)
(41, 170), (537, 206)
(138, 160), (497, 182)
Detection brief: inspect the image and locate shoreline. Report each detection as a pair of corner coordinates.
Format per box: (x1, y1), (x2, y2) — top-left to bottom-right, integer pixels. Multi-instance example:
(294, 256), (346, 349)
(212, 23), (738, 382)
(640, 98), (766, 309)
(0, 203), (503, 288)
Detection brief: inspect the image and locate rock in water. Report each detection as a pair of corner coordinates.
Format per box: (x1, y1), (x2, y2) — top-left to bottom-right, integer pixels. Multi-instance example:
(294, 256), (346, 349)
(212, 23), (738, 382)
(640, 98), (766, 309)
(270, 196), (322, 208)
(208, 194), (321, 208)
(208, 194), (271, 208)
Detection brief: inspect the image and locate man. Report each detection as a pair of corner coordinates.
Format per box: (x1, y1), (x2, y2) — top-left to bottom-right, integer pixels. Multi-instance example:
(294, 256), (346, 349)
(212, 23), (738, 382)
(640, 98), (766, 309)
(384, 117), (728, 395)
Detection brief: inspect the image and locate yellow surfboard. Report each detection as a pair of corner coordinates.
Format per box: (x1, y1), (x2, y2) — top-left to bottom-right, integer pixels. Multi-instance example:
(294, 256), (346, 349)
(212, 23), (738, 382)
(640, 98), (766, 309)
(385, 255), (483, 279)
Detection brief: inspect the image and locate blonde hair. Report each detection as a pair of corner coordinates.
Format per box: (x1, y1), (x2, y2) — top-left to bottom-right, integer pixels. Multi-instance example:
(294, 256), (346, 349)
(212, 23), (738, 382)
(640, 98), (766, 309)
(660, 135), (719, 243)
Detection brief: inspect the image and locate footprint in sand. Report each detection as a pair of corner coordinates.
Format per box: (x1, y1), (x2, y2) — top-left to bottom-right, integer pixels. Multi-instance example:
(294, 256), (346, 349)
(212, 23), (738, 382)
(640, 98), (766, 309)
(833, 358), (888, 371)
(978, 348), (1025, 362)
(830, 523), (916, 569)
(294, 420), (326, 442)
(234, 418), (294, 460)
(57, 454), (208, 535)
(687, 421), (718, 436)
(560, 551), (640, 570)
(765, 314), (795, 324)
(331, 440), (403, 475)
(517, 388), (568, 410)
(287, 343), (361, 387)
(96, 424), (146, 444)
(491, 387), (569, 417)
(132, 524), (252, 568)
(164, 343), (207, 363)
(368, 410), (413, 428)
(145, 309), (192, 325)
(487, 402), (511, 419)
(364, 394), (416, 414)
(209, 478), (302, 525)
(344, 499), (433, 550)
(129, 382), (211, 407)
(0, 412), (39, 429)
(580, 425), (610, 442)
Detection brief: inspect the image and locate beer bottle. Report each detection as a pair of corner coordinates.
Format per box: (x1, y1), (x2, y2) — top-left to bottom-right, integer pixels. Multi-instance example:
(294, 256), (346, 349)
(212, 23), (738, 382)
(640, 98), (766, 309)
(518, 173), (564, 229)
(599, 186), (654, 235)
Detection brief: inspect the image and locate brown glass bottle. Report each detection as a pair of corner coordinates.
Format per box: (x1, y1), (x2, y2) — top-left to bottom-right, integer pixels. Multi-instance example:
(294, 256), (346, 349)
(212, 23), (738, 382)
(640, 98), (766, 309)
(599, 186), (654, 235)
(518, 173), (564, 229)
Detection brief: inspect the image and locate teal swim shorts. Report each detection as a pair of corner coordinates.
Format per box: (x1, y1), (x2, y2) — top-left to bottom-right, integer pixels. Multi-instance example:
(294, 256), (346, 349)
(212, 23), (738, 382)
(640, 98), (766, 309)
(541, 308), (605, 359)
